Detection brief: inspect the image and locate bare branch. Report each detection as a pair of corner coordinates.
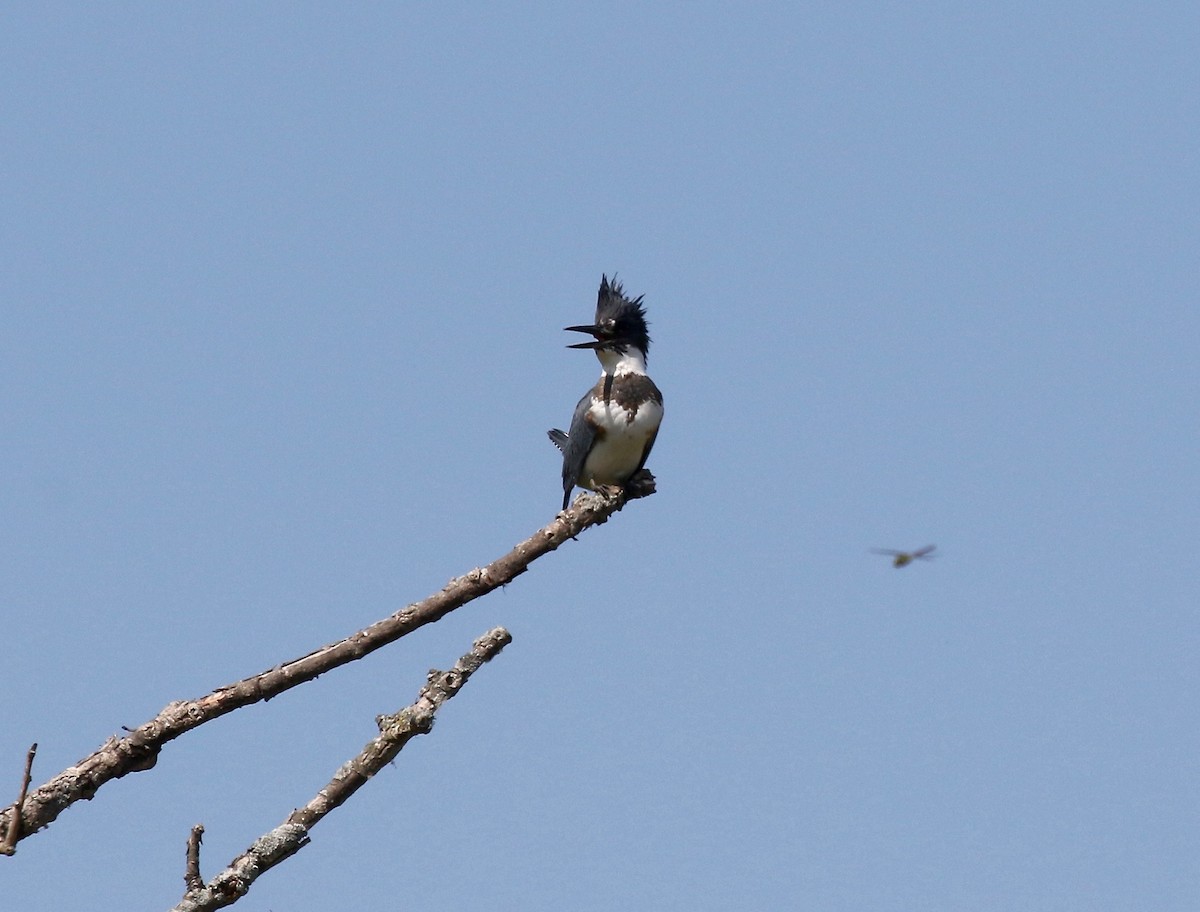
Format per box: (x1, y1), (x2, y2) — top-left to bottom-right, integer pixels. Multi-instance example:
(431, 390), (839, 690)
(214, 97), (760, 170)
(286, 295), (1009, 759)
(0, 485), (646, 850)
(170, 627), (512, 912)
(0, 743), (37, 856)
(184, 825), (205, 892)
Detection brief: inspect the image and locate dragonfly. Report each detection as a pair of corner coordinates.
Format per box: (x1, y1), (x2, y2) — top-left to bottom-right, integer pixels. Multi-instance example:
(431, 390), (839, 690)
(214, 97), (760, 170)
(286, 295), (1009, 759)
(871, 544), (936, 568)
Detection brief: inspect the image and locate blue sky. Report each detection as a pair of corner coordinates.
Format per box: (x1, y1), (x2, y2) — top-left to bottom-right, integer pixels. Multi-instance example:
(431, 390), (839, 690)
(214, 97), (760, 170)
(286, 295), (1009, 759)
(2, 4), (1197, 910)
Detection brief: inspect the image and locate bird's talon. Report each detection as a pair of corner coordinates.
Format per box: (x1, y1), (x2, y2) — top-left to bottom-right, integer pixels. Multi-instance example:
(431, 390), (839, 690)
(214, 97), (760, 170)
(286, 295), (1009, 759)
(624, 469), (657, 500)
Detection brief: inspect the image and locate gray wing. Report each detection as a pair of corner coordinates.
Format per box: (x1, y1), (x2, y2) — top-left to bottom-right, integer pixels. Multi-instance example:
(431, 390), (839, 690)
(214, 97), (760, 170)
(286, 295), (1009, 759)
(546, 390), (596, 510)
(633, 425), (659, 477)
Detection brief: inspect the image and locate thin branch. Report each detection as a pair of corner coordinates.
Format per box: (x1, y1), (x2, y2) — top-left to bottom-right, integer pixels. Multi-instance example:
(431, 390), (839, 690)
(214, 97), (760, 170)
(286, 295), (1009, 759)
(170, 626), (512, 912)
(184, 825), (205, 892)
(0, 483), (648, 850)
(0, 743), (37, 856)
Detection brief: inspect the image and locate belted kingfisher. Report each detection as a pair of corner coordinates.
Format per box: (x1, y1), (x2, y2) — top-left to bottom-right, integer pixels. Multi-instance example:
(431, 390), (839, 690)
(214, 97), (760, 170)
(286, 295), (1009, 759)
(548, 275), (664, 510)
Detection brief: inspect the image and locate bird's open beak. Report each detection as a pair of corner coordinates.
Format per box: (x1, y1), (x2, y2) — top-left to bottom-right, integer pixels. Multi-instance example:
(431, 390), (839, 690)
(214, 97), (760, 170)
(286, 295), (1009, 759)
(564, 324), (605, 349)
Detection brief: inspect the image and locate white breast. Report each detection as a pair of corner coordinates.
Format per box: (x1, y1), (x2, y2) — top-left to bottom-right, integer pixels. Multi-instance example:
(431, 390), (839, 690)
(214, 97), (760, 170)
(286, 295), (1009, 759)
(580, 397), (663, 488)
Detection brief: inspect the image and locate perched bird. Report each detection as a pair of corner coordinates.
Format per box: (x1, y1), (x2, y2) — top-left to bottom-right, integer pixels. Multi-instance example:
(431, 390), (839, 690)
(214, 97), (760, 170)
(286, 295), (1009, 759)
(548, 275), (664, 510)
(871, 545), (937, 568)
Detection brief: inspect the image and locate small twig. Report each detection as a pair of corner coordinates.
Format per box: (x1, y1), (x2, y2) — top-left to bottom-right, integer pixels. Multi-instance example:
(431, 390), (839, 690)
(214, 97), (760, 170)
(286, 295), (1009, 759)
(0, 745), (36, 855)
(0, 743), (37, 856)
(184, 824), (205, 892)
(170, 627), (512, 912)
(0, 487), (647, 850)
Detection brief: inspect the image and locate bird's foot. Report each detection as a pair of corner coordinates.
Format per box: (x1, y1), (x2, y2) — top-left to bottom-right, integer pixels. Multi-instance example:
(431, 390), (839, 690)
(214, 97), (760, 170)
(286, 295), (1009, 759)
(623, 469), (657, 501)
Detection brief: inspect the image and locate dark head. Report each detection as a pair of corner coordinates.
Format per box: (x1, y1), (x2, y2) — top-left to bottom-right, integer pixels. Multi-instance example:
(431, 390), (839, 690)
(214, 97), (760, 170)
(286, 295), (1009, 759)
(564, 274), (652, 359)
